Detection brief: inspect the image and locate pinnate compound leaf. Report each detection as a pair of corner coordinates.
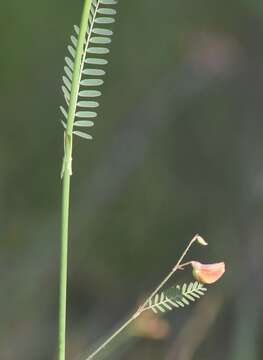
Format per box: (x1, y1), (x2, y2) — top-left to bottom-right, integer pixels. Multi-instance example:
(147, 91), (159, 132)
(147, 282), (207, 314)
(60, 0), (117, 139)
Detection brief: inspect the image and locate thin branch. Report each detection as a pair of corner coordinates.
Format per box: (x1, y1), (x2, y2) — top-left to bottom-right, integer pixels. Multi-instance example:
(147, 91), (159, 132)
(137, 234), (199, 313)
(86, 313), (139, 360)
(85, 234), (200, 360)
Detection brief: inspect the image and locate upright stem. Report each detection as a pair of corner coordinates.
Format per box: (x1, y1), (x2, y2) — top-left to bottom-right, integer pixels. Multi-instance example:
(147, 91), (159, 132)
(58, 1), (93, 360)
(58, 167), (71, 360)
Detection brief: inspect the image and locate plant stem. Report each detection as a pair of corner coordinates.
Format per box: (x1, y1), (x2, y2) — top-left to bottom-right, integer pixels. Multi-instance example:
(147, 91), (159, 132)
(58, 1), (93, 360)
(138, 234), (198, 312)
(85, 235), (199, 360)
(58, 164), (71, 360)
(86, 314), (140, 360)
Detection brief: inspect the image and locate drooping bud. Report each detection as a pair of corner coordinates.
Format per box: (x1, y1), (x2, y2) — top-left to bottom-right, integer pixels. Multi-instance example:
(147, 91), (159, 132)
(196, 235), (208, 246)
(191, 261), (225, 284)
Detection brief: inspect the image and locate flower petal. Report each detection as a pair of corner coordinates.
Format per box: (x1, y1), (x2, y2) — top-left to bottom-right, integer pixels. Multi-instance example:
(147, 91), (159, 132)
(191, 261), (225, 284)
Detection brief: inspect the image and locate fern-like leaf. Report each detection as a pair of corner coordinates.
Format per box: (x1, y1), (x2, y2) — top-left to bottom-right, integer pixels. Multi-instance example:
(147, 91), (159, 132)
(147, 282), (207, 314)
(60, 0), (117, 140)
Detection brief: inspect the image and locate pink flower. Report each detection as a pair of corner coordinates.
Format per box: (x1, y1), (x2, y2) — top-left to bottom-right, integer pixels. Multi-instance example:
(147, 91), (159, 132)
(191, 261), (225, 284)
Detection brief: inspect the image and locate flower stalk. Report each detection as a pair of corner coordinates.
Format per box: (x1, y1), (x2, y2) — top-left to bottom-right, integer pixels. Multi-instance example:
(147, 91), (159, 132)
(85, 234), (207, 360)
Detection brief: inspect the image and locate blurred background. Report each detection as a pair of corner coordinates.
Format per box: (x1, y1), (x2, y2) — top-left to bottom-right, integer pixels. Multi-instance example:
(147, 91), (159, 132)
(1, 0), (263, 359)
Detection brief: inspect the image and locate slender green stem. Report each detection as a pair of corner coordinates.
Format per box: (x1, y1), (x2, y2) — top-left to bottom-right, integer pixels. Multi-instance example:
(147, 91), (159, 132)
(58, 1), (92, 360)
(58, 166), (71, 360)
(85, 235), (199, 360)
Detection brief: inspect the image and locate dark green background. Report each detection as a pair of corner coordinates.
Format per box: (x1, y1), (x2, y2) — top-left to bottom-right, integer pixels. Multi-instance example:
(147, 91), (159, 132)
(1, 0), (263, 359)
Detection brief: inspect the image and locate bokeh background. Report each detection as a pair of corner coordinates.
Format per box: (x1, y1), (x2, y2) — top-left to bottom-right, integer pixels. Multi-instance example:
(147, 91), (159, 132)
(1, 0), (263, 359)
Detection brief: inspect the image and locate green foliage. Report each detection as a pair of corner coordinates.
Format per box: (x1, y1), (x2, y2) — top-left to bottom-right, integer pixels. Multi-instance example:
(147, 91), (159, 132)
(60, 0), (117, 140)
(58, 2), (118, 358)
(147, 282), (207, 314)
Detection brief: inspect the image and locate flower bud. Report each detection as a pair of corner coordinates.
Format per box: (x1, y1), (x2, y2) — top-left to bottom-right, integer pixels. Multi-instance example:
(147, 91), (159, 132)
(196, 235), (208, 246)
